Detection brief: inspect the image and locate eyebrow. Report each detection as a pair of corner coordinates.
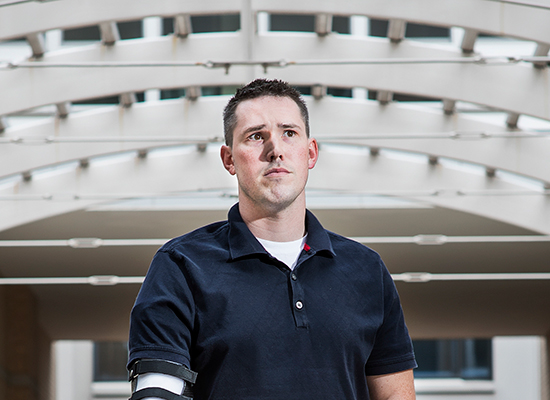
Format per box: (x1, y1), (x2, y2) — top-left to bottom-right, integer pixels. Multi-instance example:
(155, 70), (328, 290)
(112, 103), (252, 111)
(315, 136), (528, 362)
(279, 123), (301, 130)
(241, 122), (303, 136)
(242, 124), (266, 135)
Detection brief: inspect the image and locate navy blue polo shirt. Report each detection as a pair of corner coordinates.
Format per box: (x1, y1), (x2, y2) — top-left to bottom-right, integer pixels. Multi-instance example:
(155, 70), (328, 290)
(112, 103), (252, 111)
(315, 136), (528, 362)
(128, 204), (416, 399)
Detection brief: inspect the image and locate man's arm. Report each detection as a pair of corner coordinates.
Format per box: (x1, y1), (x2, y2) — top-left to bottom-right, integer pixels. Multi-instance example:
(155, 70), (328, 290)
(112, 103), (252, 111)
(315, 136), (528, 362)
(366, 369), (416, 400)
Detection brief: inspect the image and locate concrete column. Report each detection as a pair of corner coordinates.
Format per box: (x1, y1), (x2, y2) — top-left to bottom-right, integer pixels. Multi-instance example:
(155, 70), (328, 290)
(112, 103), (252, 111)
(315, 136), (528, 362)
(257, 12), (269, 34)
(350, 15), (369, 37)
(143, 17), (162, 102)
(54, 341), (93, 400)
(44, 30), (62, 52)
(493, 336), (544, 400)
(350, 16), (369, 101)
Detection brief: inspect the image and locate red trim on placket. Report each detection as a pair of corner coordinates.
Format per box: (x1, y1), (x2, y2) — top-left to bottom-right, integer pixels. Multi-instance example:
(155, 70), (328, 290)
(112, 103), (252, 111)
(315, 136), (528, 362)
(303, 243), (311, 252)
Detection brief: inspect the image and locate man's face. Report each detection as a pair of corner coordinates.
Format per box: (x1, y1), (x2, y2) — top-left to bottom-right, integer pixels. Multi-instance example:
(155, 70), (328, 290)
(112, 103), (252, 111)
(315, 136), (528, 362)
(220, 95), (318, 213)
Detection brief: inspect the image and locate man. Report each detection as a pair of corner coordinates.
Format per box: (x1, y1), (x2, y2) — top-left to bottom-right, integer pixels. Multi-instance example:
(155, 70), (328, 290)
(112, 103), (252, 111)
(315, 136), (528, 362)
(128, 79), (416, 399)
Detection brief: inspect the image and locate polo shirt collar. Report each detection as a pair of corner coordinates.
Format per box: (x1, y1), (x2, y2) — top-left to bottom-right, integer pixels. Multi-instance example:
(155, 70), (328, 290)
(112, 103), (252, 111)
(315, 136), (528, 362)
(304, 209), (335, 256)
(227, 203), (335, 260)
(227, 204), (267, 260)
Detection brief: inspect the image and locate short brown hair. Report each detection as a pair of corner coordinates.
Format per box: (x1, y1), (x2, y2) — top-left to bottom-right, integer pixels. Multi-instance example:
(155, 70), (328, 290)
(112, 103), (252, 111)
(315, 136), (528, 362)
(223, 79), (310, 147)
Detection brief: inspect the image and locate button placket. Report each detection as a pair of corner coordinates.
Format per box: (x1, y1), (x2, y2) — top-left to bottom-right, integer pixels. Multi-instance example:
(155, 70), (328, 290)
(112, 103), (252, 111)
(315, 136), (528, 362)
(289, 270), (308, 328)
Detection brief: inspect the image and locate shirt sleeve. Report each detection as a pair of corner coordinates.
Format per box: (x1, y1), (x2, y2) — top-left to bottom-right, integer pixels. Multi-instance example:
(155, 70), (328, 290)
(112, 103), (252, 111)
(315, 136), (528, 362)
(365, 260), (417, 376)
(128, 248), (195, 369)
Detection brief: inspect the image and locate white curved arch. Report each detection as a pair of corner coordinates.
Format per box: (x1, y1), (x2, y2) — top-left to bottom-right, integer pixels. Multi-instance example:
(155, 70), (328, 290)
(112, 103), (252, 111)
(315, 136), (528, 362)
(257, 0), (550, 45)
(2, 97), (550, 185)
(0, 34), (247, 116)
(0, 97), (226, 178)
(257, 34), (550, 120)
(2, 35), (549, 119)
(1, 143), (548, 234)
(1, 0), (549, 45)
(0, 0), (242, 40)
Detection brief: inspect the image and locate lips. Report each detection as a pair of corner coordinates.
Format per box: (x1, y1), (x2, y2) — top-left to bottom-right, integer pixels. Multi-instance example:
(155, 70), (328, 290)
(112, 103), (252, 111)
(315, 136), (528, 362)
(264, 167), (290, 177)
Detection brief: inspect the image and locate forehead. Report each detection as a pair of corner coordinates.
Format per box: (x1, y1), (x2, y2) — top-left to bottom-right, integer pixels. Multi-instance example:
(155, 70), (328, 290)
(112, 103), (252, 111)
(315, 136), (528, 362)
(234, 96), (305, 129)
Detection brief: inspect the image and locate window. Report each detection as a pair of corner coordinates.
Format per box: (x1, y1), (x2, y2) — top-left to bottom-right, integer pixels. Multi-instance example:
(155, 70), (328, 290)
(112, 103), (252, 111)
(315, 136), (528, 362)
(162, 15), (240, 35)
(327, 87), (353, 98)
(93, 342), (129, 382)
(270, 14), (350, 34)
(160, 88), (187, 100)
(369, 19), (449, 38)
(413, 339), (492, 380)
(117, 20), (143, 40)
(270, 14), (315, 32)
(63, 21), (143, 41)
(332, 16), (350, 35)
(368, 91), (441, 102)
(93, 338), (493, 382)
(191, 15), (240, 33)
(73, 92), (145, 105)
(63, 26), (100, 41)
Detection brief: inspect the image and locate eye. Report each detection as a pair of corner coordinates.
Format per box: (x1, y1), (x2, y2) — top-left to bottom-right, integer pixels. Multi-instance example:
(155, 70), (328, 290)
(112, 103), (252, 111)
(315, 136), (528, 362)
(248, 132), (263, 141)
(283, 130), (297, 137)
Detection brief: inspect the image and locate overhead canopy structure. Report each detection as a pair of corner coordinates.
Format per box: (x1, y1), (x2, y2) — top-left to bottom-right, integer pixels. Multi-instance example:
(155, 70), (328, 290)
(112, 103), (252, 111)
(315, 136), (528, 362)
(0, 0), (549, 346)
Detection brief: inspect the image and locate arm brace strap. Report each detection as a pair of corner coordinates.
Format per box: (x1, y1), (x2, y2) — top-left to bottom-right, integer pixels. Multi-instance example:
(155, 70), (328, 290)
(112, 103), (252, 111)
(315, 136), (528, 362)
(129, 387), (192, 400)
(128, 359), (197, 385)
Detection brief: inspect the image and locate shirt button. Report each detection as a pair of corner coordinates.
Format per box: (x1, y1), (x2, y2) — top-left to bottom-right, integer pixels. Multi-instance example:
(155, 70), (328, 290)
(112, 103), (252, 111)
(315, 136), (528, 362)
(291, 273), (297, 281)
(295, 301), (304, 310)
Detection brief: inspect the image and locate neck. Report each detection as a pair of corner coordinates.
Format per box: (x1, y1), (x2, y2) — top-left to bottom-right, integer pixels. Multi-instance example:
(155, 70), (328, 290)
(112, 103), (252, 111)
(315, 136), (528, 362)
(238, 196), (307, 242)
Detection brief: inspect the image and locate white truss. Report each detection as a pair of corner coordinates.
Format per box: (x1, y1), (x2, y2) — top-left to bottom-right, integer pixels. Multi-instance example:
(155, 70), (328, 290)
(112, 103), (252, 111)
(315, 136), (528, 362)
(0, 0), (549, 236)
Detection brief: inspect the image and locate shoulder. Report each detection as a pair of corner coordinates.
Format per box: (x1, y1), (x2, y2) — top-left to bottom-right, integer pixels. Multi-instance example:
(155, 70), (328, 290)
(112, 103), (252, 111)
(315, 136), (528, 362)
(322, 230), (390, 283)
(327, 230), (383, 262)
(160, 220), (229, 257)
(142, 220), (230, 283)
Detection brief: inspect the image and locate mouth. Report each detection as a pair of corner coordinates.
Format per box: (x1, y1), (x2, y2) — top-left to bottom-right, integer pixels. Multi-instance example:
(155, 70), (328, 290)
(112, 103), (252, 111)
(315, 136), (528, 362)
(264, 167), (290, 177)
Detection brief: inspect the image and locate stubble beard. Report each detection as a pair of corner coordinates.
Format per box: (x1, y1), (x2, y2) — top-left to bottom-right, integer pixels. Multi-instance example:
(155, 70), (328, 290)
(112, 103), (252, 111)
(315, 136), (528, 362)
(239, 176), (306, 215)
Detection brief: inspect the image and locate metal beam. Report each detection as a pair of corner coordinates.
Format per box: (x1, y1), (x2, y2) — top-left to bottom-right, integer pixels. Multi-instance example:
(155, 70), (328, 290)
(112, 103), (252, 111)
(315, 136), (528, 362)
(377, 90), (393, 105)
(442, 99), (456, 115)
(314, 13), (332, 37)
(26, 32), (45, 57)
(0, 116), (7, 133)
(387, 19), (406, 43)
(311, 84), (326, 100)
(174, 14), (192, 38)
(533, 43), (550, 69)
(1, 272), (549, 285)
(119, 92), (136, 107)
(2, 234), (550, 248)
(99, 21), (120, 45)
(56, 102), (70, 118)
(185, 86), (201, 101)
(506, 112), (520, 128)
(461, 28), (478, 54)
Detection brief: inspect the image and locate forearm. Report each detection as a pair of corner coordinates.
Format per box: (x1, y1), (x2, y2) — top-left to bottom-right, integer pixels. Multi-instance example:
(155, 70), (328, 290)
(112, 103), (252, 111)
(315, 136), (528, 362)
(366, 369), (416, 400)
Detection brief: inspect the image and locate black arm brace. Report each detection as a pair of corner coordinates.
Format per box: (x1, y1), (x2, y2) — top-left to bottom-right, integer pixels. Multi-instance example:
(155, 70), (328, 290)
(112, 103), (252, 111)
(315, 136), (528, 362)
(128, 359), (198, 400)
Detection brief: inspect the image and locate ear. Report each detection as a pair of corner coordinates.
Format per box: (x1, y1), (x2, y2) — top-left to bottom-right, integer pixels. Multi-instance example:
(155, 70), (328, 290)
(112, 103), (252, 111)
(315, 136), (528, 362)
(307, 138), (319, 170)
(220, 145), (236, 175)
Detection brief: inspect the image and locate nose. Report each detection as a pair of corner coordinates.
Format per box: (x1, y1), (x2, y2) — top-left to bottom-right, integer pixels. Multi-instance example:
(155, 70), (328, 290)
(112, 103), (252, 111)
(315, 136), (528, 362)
(264, 135), (284, 162)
